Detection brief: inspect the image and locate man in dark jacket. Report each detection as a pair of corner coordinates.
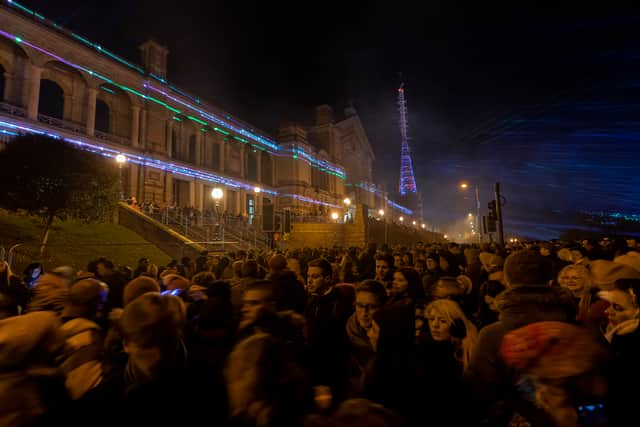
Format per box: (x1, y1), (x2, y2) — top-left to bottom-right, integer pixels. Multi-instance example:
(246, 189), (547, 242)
(466, 250), (575, 425)
(304, 258), (355, 407)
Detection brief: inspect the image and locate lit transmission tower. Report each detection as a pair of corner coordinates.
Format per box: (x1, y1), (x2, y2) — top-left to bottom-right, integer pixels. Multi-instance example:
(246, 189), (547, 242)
(397, 83), (417, 195)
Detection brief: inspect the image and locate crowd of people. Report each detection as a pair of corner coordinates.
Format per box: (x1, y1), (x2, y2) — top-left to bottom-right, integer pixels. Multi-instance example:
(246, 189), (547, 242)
(0, 237), (639, 427)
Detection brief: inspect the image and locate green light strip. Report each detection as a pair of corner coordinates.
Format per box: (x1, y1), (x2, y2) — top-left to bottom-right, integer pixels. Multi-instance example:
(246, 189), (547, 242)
(214, 127), (230, 136)
(233, 136), (248, 143)
(187, 115), (207, 126)
(11, 2), (35, 15)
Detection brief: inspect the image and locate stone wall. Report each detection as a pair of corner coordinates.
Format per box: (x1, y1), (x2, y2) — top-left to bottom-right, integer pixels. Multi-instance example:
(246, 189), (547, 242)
(117, 203), (204, 260)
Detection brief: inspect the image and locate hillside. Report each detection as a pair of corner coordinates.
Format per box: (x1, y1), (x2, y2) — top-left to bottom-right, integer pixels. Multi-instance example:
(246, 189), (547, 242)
(0, 209), (172, 274)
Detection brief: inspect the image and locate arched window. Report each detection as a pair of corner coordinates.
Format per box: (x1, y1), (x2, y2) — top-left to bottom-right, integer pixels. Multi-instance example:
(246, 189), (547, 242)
(95, 99), (110, 134)
(38, 79), (64, 119)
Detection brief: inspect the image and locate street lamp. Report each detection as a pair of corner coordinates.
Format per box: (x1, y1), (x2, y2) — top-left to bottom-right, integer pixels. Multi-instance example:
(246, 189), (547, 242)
(399, 216), (404, 223)
(211, 187), (224, 248)
(378, 209), (384, 217)
(211, 188), (224, 216)
(331, 212), (339, 222)
(421, 223), (426, 229)
(343, 197), (351, 206)
(115, 154), (127, 200)
(460, 181), (481, 243)
(412, 220), (417, 226)
(254, 186), (261, 194)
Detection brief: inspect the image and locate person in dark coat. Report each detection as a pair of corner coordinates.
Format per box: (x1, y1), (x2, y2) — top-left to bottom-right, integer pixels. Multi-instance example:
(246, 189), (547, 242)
(0, 261), (29, 317)
(345, 280), (387, 398)
(304, 258), (355, 406)
(365, 302), (417, 425)
(466, 250), (576, 426)
(598, 278), (640, 427)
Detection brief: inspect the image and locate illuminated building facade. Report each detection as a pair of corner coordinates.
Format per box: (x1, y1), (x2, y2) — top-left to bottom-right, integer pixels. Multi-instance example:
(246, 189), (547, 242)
(0, 2), (415, 223)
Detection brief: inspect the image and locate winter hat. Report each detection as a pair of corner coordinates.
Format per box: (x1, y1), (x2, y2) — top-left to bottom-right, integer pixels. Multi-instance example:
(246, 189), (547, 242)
(590, 260), (640, 290)
(500, 321), (604, 378)
(613, 252), (640, 273)
(123, 276), (160, 306)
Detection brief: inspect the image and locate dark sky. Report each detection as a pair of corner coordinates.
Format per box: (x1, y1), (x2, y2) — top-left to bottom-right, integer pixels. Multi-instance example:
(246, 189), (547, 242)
(18, 0), (640, 238)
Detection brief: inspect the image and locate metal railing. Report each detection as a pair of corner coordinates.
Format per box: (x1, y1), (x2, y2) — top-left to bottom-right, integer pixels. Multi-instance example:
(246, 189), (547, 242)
(0, 102), (26, 118)
(94, 129), (131, 146)
(38, 113), (87, 134)
(137, 206), (268, 250)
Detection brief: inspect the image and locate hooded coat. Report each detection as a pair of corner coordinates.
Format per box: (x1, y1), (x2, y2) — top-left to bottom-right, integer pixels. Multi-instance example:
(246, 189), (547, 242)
(466, 285), (575, 424)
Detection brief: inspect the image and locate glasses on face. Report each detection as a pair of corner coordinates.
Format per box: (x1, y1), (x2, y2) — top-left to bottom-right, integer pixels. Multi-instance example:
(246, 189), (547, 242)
(355, 303), (380, 311)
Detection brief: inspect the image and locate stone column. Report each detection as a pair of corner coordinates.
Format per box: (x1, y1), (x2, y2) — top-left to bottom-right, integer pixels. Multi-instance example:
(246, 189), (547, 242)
(219, 139), (225, 172)
(3, 72), (14, 103)
(139, 109), (148, 149)
(196, 182), (204, 213)
(130, 106), (140, 147)
(195, 131), (203, 166)
(239, 144), (246, 178)
(256, 150), (262, 184)
(236, 191), (242, 216)
(86, 87), (98, 136)
(26, 64), (42, 120)
(63, 94), (73, 121)
(189, 180), (196, 208)
(165, 119), (173, 157)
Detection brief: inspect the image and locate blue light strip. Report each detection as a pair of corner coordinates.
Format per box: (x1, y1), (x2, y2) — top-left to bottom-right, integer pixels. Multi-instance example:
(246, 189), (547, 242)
(3, 1), (350, 181)
(387, 200), (413, 216)
(285, 194), (341, 209)
(144, 83), (281, 152)
(0, 119), (278, 196)
(354, 182), (414, 215)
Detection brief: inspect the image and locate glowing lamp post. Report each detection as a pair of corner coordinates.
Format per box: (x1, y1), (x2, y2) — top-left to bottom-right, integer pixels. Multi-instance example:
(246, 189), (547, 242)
(115, 154), (127, 200)
(331, 211), (339, 223)
(211, 188), (224, 248)
(460, 181), (481, 243)
(399, 216), (404, 223)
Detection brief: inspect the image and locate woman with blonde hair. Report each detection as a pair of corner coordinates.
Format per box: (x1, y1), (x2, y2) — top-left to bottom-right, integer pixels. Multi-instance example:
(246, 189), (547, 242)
(413, 298), (478, 424)
(557, 264), (607, 328)
(422, 298), (478, 371)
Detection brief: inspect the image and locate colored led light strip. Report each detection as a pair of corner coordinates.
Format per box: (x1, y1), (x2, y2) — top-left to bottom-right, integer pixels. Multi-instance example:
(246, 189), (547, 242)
(289, 146), (345, 178)
(0, 119), (278, 195)
(5, 1), (279, 151)
(0, 15), (347, 181)
(387, 200), (413, 216)
(144, 82), (280, 152)
(4, 2), (349, 180)
(354, 182), (413, 215)
(285, 194), (341, 209)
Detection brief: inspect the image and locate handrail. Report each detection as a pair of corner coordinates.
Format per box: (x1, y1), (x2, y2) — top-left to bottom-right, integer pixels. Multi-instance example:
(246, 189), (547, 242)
(94, 129), (131, 146)
(38, 113), (87, 134)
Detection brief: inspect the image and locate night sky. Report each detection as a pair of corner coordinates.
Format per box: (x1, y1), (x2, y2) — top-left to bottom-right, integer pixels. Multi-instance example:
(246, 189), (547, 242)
(18, 0), (640, 239)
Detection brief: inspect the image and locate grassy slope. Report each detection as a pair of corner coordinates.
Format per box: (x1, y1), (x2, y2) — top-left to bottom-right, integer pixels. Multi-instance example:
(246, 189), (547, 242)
(0, 210), (172, 273)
